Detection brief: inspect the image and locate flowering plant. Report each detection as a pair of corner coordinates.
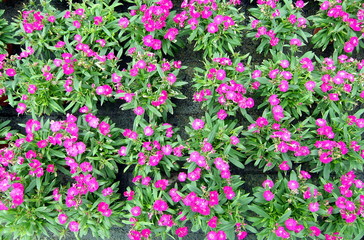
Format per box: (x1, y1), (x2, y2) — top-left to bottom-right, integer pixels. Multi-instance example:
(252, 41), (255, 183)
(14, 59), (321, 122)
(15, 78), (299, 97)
(115, 47), (187, 121)
(308, 0), (364, 53)
(119, 0), (184, 57)
(249, 169), (364, 240)
(121, 114), (253, 239)
(0, 47), (121, 116)
(14, 0), (123, 59)
(173, 0), (245, 57)
(192, 54), (255, 122)
(246, 0), (311, 54)
(0, 110), (123, 239)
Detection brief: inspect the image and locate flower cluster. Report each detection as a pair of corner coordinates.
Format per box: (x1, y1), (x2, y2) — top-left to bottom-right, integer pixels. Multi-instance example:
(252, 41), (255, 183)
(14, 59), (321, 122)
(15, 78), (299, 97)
(0, 110), (123, 239)
(309, 0), (364, 52)
(247, 0), (310, 54)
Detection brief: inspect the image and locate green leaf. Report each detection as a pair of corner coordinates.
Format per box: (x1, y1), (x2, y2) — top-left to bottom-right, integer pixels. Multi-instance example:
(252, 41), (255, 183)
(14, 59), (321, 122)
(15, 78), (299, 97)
(248, 205), (270, 218)
(147, 105), (162, 117)
(277, 209), (291, 223)
(229, 156), (245, 169)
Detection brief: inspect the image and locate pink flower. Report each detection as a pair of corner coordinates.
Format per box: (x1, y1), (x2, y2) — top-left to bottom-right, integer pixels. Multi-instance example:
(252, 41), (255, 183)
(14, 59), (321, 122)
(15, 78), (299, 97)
(98, 202), (110, 214)
(55, 41), (65, 48)
(328, 93), (339, 101)
(131, 206), (142, 216)
(73, 20), (81, 28)
(285, 218), (298, 231)
(280, 60), (290, 68)
(153, 199), (169, 211)
(5, 68), (16, 77)
(252, 70), (261, 79)
(118, 17), (129, 28)
(223, 186), (235, 200)
(295, 0), (305, 8)
(175, 227), (188, 238)
(315, 118), (327, 127)
(279, 161), (290, 171)
(288, 180), (299, 190)
(94, 16), (103, 25)
(68, 221), (79, 232)
(275, 226), (290, 239)
(192, 118), (205, 130)
(290, 38), (302, 46)
(308, 202), (319, 212)
(216, 69), (226, 80)
(262, 179), (274, 188)
(263, 190), (274, 201)
(58, 213), (68, 224)
(178, 172), (187, 182)
(256, 117), (269, 127)
(278, 80), (289, 92)
(324, 183), (334, 193)
(335, 196), (347, 209)
(236, 63), (245, 72)
(164, 28), (179, 41)
(16, 103), (27, 114)
(144, 126), (154, 136)
(230, 136), (240, 145)
(343, 42), (354, 53)
(207, 22), (219, 33)
(217, 109), (228, 120)
(305, 81), (316, 91)
(309, 226), (321, 237)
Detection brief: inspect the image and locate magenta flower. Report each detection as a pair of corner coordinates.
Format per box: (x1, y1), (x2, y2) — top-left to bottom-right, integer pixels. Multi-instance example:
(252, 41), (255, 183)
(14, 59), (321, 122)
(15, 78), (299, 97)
(217, 109), (228, 120)
(230, 136), (240, 145)
(130, 206), (142, 216)
(324, 183), (334, 193)
(207, 22), (219, 33)
(335, 196), (347, 209)
(207, 216), (218, 228)
(275, 226), (290, 239)
(178, 172), (187, 182)
(290, 38), (302, 46)
(118, 17), (129, 28)
(285, 218), (298, 231)
(216, 69), (226, 81)
(287, 180), (299, 190)
(58, 213), (68, 224)
(144, 126), (154, 136)
(175, 227), (188, 238)
(309, 226), (321, 237)
(308, 202), (320, 212)
(73, 20), (81, 28)
(16, 103), (27, 114)
(93, 16), (103, 25)
(153, 199), (169, 211)
(5, 68), (16, 77)
(263, 190), (274, 201)
(191, 118), (205, 130)
(328, 93), (339, 101)
(262, 179), (274, 188)
(305, 81), (316, 91)
(68, 221), (79, 232)
(279, 161), (290, 171)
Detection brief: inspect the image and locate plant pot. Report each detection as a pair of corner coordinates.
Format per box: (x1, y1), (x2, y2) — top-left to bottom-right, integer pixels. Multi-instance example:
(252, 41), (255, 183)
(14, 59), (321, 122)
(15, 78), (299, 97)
(6, 44), (14, 55)
(0, 95), (8, 106)
(0, 137), (8, 149)
(313, 27), (322, 35)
